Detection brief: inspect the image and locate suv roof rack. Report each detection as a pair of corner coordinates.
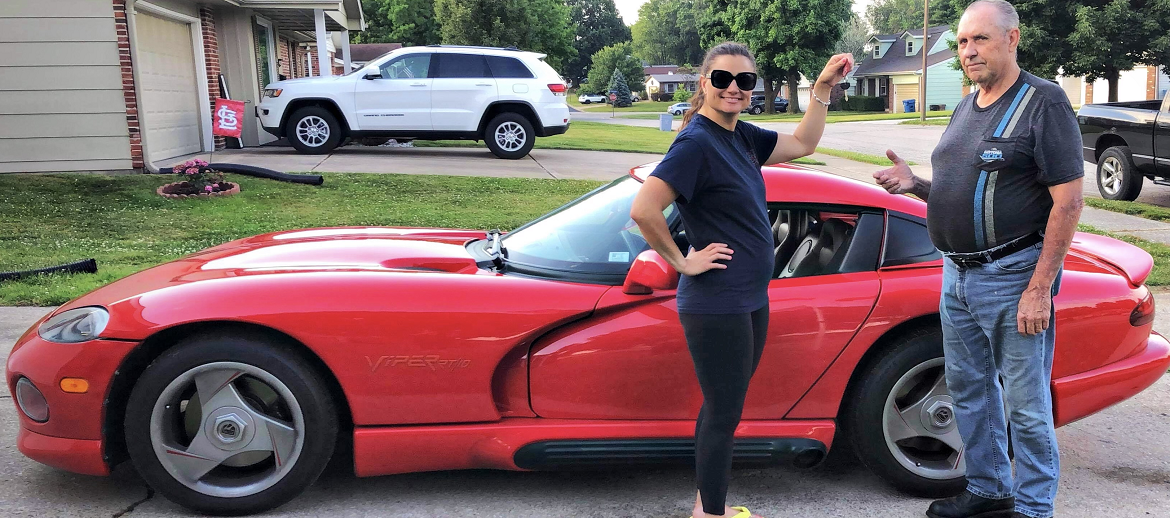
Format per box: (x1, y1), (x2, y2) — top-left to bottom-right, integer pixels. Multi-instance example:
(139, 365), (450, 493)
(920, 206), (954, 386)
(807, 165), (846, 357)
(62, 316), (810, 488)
(423, 44), (523, 52)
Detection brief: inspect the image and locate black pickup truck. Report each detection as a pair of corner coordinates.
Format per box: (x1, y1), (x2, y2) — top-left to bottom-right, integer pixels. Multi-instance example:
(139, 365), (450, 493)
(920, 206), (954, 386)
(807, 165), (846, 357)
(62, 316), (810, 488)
(1078, 96), (1170, 200)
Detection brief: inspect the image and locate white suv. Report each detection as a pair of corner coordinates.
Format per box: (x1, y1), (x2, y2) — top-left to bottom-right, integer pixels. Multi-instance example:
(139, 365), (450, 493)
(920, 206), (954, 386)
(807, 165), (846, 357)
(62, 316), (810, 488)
(257, 46), (570, 159)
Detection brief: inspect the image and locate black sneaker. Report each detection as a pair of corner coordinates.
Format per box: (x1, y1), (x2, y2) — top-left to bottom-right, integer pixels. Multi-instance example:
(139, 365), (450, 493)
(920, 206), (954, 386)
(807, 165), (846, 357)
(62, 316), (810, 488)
(925, 490), (1015, 518)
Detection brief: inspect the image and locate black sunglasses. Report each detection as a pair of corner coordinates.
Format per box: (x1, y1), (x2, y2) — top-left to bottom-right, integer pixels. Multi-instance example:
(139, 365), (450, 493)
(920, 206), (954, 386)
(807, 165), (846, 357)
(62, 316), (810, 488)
(705, 70), (758, 91)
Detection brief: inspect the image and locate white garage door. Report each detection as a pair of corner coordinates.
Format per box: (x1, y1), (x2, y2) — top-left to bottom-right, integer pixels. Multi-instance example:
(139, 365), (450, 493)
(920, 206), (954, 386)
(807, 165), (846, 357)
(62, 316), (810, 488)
(136, 12), (202, 162)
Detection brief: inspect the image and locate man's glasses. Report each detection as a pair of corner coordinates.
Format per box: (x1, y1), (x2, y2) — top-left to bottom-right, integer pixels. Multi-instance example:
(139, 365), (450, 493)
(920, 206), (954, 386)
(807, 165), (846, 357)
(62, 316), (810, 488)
(705, 70), (758, 91)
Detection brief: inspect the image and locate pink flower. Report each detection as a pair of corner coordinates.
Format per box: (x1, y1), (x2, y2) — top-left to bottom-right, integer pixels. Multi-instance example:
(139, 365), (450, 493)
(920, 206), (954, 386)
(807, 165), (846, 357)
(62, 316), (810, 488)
(205, 185), (214, 192)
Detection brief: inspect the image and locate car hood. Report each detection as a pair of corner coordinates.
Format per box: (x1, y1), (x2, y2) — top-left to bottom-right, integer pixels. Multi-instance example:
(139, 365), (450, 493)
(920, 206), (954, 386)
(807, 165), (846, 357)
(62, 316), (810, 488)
(61, 227), (489, 310)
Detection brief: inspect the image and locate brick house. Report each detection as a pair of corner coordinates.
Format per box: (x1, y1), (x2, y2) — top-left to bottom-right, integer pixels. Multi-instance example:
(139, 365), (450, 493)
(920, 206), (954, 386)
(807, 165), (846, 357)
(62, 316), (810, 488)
(0, 0), (364, 173)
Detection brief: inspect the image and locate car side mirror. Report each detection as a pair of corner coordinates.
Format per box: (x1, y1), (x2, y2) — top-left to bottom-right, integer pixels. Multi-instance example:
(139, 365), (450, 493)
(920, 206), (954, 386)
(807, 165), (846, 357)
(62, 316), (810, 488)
(622, 250), (679, 295)
(364, 68), (382, 80)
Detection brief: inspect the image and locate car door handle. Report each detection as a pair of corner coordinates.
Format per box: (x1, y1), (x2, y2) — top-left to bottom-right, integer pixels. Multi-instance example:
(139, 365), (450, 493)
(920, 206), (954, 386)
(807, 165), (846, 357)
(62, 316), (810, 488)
(476, 83), (493, 87)
(410, 83), (426, 87)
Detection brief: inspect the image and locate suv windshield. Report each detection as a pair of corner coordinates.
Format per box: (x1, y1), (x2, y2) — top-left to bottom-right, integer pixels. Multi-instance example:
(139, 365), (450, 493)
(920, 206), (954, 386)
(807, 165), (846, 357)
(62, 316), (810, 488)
(501, 177), (678, 279)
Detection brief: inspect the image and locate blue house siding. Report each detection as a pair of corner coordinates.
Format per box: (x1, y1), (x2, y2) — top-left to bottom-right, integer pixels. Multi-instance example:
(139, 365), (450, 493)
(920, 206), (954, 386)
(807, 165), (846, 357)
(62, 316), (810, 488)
(926, 60), (964, 111)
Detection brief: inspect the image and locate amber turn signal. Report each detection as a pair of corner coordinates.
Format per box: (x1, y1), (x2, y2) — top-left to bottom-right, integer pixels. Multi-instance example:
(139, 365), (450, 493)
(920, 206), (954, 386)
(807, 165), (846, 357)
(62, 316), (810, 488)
(60, 378), (89, 394)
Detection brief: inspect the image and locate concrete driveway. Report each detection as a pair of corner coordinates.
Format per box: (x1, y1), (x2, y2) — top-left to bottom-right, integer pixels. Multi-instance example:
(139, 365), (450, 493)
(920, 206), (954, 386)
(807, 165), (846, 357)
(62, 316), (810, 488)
(3, 301), (1168, 517)
(158, 146), (655, 183)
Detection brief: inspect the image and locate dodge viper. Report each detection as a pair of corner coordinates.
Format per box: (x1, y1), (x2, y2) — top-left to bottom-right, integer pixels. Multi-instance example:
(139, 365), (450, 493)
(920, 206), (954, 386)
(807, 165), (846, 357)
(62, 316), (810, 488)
(8, 163), (1169, 515)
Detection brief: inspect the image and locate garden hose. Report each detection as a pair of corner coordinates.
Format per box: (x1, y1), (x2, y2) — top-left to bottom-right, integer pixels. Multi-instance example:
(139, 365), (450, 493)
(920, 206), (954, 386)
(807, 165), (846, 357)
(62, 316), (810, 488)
(158, 163), (324, 186)
(0, 259), (97, 282)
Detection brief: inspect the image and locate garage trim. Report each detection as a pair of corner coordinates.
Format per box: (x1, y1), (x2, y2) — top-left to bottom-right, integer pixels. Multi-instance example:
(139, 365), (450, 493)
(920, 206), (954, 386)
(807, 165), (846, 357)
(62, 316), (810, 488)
(134, 1), (213, 156)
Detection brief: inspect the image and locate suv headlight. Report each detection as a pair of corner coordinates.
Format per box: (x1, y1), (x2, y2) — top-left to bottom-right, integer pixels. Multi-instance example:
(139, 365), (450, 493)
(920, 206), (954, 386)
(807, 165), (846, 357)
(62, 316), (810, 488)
(37, 307), (110, 343)
(263, 88), (282, 98)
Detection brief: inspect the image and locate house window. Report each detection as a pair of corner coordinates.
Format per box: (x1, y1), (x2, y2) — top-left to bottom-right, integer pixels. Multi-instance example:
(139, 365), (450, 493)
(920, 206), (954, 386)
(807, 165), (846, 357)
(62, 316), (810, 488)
(907, 40), (915, 54)
(873, 47), (880, 59)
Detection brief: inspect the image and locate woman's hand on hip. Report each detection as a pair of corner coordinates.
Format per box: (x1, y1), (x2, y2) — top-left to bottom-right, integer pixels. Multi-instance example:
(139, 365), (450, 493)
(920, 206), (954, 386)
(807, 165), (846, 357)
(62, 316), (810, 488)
(815, 53), (855, 87)
(679, 243), (733, 276)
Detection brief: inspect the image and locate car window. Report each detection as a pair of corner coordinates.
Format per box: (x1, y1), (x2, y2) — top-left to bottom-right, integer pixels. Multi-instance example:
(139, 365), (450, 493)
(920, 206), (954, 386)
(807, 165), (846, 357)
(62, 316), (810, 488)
(882, 212), (942, 267)
(486, 56), (534, 78)
(435, 53), (491, 79)
(379, 54), (431, 79)
(502, 177), (679, 279)
(770, 206), (883, 278)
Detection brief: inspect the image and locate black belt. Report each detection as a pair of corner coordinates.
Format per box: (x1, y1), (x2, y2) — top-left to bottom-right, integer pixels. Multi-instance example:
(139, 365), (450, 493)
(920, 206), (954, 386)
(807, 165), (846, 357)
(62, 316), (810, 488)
(943, 232), (1043, 268)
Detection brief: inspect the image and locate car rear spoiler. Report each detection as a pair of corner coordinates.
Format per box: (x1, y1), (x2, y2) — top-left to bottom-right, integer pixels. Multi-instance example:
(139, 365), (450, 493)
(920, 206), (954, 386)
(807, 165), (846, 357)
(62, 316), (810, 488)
(1070, 232), (1154, 287)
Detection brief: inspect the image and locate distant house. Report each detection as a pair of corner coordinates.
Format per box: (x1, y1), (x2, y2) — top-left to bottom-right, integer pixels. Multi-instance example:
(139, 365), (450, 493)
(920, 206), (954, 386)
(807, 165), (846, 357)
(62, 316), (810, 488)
(1055, 66), (1170, 106)
(644, 67), (767, 101)
(851, 25), (962, 113)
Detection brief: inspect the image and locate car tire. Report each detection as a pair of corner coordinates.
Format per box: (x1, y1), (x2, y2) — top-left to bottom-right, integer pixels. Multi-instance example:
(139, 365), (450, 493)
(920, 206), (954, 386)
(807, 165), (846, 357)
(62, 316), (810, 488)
(842, 327), (968, 498)
(582, 100), (591, 104)
(750, 106), (763, 115)
(484, 112), (536, 160)
(1097, 146), (1143, 201)
(124, 333), (338, 515)
(286, 106), (342, 155)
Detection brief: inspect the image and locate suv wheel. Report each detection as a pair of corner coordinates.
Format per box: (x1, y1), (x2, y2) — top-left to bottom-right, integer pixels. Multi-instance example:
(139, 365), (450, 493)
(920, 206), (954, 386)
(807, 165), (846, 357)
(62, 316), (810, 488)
(286, 106), (342, 154)
(484, 113), (535, 160)
(750, 106), (763, 115)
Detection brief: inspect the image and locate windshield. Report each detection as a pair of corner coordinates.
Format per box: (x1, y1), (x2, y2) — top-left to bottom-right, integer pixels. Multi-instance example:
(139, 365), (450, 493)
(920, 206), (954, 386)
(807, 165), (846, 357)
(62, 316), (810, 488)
(501, 177), (677, 277)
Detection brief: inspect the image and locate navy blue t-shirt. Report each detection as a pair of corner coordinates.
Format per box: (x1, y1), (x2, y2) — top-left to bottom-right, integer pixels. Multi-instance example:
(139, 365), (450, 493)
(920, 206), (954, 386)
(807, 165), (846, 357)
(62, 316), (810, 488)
(650, 114), (778, 314)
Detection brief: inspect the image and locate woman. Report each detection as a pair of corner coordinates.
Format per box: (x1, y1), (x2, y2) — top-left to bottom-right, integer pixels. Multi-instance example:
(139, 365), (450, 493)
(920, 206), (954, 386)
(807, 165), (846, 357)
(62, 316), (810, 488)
(630, 43), (853, 518)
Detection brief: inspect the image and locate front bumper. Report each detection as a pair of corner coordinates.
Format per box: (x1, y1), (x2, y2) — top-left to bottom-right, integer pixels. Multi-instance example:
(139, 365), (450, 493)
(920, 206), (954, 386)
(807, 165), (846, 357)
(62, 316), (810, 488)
(1052, 331), (1170, 426)
(7, 321), (138, 475)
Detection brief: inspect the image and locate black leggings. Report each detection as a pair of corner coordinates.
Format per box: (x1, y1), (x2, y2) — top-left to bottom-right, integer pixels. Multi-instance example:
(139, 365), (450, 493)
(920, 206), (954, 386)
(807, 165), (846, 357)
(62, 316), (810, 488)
(680, 306), (769, 515)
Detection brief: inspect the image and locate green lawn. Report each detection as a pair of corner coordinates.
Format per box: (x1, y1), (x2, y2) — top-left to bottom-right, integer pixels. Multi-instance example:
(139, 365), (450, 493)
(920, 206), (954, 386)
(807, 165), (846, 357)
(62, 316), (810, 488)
(0, 173), (604, 306)
(577, 101), (677, 113)
(415, 121), (825, 165)
(1084, 198), (1170, 222)
(1079, 224), (1170, 286)
(815, 147), (915, 166)
(1, 174), (1163, 306)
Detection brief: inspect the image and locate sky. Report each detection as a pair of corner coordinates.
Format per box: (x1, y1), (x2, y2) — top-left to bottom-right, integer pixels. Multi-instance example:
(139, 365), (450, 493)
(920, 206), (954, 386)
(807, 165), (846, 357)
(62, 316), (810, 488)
(614, 0), (873, 25)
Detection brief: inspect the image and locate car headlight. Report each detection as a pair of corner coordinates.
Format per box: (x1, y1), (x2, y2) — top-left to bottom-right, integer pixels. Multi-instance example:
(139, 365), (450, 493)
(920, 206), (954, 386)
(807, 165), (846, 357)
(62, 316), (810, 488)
(264, 88), (282, 98)
(37, 307), (110, 343)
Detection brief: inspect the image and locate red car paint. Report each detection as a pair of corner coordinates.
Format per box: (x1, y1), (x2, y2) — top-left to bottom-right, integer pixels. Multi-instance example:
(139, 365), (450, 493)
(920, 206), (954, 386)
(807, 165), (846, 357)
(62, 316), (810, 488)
(7, 163), (1168, 479)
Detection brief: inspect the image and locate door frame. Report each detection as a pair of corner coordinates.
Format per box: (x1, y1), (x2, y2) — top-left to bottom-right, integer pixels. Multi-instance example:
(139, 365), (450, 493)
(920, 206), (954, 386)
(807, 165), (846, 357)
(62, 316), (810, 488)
(254, 15), (279, 89)
(134, 1), (213, 153)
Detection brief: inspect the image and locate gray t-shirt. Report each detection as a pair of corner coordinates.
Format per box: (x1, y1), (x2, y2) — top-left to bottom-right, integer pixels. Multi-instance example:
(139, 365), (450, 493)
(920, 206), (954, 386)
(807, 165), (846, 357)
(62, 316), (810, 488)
(927, 71), (1083, 253)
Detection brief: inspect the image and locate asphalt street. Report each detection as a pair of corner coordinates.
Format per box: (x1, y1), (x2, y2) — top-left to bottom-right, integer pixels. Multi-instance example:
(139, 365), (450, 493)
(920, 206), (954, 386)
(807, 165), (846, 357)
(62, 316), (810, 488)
(2, 302), (1168, 517)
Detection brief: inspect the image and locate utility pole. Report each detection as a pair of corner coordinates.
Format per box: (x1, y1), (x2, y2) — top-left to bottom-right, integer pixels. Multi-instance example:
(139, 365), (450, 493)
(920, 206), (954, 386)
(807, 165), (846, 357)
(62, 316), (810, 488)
(921, 0), (929, 122)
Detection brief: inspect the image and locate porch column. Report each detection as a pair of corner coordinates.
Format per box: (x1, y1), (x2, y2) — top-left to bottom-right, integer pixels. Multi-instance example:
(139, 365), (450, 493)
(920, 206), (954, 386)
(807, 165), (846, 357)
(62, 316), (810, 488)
(341, 30), (351, 73)
(314, 9), (331, 77)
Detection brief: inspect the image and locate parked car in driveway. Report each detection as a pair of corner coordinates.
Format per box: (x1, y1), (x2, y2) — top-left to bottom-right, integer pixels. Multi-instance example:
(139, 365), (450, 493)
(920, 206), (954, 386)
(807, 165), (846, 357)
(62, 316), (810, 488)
(256, 45), (570, 159)
(668, 102), (691, 115)
(1078, 96), (1170, 200)
(9, 161), (1168, 515)
(578, 93), (606, 104)
(745, 94), (789, 115)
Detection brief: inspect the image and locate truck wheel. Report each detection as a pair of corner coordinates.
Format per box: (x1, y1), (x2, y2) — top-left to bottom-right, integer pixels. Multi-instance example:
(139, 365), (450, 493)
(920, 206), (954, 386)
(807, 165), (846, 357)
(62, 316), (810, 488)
(1097, 146), (1143, 201)
(286, 106), (342, 155)
(484, 113), (535, 160)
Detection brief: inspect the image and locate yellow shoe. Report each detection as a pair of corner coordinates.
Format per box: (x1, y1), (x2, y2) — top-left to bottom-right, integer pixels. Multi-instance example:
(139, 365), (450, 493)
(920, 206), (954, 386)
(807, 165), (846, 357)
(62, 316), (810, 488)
(729, 507), (762, 518)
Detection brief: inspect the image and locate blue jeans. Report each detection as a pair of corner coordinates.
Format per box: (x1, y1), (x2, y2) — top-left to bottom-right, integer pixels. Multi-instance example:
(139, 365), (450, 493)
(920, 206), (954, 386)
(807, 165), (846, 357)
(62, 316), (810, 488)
(940, 241), (1061, 518)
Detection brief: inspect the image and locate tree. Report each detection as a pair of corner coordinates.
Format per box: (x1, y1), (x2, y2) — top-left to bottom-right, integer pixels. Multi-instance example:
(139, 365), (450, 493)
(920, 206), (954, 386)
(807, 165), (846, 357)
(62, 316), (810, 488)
(1065, 0), (1170, 101)
(565, 0), (631, 86)
(586, 42), (646, 95)
(866, 0), (948, 34)
(433, 0), (576, 71)
(835, 13), (871, 65)
(609, 69), (633, 106)
(353, 0), (440, 45)
(697, 0), (734, 48)
(933, 0), (1170, 101)
(631, 0), (705, 66)
(726, 0), (853, 114)
(673, 87), (693, 102)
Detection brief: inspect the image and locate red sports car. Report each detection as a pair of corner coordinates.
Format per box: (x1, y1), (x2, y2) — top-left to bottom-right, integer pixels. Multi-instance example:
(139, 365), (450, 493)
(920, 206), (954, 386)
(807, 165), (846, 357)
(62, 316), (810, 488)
(8, 164), (1169, 515)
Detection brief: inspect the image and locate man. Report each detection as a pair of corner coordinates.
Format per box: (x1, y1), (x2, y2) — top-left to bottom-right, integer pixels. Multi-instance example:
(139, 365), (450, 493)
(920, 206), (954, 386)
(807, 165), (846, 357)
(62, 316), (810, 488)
(873, 1), (1084, 518)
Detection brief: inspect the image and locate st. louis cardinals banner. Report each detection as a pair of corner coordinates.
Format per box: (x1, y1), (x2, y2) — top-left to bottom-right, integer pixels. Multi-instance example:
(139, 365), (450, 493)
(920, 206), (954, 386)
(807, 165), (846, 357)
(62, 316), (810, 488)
(212, 99), (245, 138)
